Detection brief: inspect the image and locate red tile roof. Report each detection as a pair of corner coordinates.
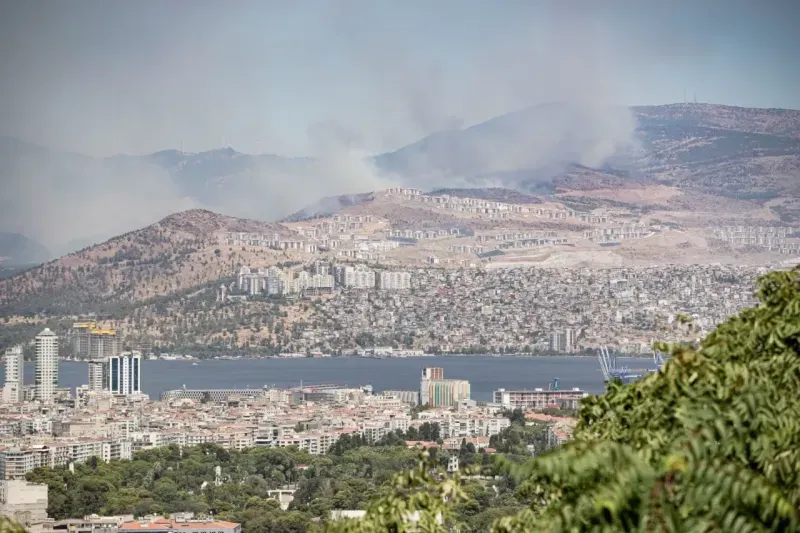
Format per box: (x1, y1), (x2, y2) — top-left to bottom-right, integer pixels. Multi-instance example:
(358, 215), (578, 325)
(119, 519), (239, 531)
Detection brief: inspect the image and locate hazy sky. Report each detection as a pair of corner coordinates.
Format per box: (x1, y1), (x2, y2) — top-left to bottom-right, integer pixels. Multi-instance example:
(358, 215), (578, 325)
(0, 0), (798, 157)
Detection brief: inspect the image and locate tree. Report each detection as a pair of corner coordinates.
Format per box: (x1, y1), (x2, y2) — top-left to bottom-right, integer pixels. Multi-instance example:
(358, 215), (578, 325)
(505, 408), (525, 425)
(200, 391), (212, 404)
(329, 267), (800, 532)
(325, 452), (465, 533)
(418, 422), (440, 442)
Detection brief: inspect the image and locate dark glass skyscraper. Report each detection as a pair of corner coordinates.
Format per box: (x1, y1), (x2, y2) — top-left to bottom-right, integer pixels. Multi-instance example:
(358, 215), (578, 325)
(108, 352), (142, 395)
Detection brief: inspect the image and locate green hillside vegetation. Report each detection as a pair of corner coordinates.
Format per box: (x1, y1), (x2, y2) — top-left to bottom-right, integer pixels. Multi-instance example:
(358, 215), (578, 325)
(330, 266), (800, 532)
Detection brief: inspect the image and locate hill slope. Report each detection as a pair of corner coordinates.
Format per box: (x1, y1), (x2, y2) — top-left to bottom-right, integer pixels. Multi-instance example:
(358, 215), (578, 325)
(0, 209), (292, 316)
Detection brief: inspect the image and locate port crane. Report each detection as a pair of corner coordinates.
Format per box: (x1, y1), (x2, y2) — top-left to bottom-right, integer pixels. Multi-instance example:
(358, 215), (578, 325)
(597, 346), (668, 384)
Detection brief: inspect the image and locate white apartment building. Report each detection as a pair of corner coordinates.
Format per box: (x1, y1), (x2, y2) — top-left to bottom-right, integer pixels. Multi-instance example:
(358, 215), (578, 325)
(0, 480), (50, 531)
(34, 328), (58, 403)
(339, 266), (376, 289)
(2, 346), (23, 404)
(237, 266), (334, 297)
(286, 272), (335, 294)
(0, 440), (132, 480)
(87, 360), (105, 391)
(438, 416), (511, 439)
(377, 271), (411, 290)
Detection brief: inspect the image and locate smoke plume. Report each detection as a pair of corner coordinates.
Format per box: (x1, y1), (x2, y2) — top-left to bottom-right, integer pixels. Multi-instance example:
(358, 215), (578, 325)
(0, 1), (681, 256)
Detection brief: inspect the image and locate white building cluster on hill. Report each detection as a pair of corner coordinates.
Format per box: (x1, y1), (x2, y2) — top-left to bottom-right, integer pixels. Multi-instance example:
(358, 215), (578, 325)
(709, 226), (799, 254)
(335, 266), (411, 290)
(377, 271), (412, 290)
(584, 224), (651, 244)
(386, 187), (602, 221)
(336, 265), (376, 289)
(237, 266), (335, 296)
(222, 232), (317, 253)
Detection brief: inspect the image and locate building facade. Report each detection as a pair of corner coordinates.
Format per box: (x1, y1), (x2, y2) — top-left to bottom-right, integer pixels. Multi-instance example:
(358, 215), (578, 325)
(71, 322), (120, 359)
(493, 388), (589, 410)
(381, 390), (420, 406)
(420, 367), (470, 407)
(71, 322), (94, 358)
(422, 379), (471, 407)
(89, 330), (120, 360)
(108, 352), (141, 396)
(0, 441), (133, 481)
(34, 329), (58, 403)
(338, 266), (376, 289)
(160, 388), (269, 403)
(419, 367), (443, 406)
(377, 271), (411, 290)
(87, 360), (106, 391)
(2, 346), (23, 404)
(0, 480), (49, 531)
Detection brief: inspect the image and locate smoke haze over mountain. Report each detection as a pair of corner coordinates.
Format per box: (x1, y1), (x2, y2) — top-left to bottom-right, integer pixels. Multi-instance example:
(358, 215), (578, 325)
(0, 1), (797, 255)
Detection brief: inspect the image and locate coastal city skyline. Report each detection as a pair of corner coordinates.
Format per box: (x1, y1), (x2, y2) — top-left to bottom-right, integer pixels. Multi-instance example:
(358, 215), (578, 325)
(1, 0), (798, 531)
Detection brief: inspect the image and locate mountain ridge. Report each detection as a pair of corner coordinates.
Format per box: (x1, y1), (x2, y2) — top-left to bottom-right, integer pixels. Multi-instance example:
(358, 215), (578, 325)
(0, 208), (296, 316)
(2, 101), (799, 257)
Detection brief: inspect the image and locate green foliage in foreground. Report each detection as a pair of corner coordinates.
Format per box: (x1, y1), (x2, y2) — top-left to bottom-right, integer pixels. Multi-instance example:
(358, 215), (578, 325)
(330, 267), (800, 532)
(0, 517), (27, 533)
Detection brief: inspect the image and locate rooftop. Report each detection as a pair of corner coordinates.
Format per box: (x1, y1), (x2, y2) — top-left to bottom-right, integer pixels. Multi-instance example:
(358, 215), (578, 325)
(119, 519), (239, 531)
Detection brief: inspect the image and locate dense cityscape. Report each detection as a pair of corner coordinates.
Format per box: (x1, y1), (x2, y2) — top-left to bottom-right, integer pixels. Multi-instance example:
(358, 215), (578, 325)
(0, 323), (586, 532)
(0, 257), (778, 532)
(1, 1), (799, 531)
(0, 222), (788, 533)
(79, 262), (769, 358)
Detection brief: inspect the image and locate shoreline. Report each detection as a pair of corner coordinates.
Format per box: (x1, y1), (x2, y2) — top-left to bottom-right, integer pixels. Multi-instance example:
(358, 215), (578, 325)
(54, 353), (651, 363)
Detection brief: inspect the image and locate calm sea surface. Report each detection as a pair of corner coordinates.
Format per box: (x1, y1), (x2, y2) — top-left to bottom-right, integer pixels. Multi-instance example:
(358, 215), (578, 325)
(2, 356), (655, 402)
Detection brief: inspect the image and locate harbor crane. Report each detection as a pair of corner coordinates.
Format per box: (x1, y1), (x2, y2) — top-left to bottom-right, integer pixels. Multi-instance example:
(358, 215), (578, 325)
(597, 346), (668, 384)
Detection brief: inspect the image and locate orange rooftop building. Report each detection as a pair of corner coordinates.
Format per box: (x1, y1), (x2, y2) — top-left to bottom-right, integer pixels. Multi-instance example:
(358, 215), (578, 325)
(119, 518), (241, 533)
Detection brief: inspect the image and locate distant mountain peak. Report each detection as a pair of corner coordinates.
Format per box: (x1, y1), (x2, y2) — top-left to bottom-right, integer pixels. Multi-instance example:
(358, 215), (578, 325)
(158, 208), (227, 230)
(0, 232), (51, 265)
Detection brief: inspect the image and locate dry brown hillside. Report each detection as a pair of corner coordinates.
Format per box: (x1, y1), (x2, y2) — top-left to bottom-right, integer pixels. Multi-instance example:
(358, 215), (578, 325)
(0, 209), (291, 316)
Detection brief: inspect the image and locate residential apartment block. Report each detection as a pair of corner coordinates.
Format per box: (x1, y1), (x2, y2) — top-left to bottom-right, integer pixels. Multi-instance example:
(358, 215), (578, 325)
(377, 271), (411, 290)
(420, 368), (470, 407)
(493, 388), (589, 410)
(2, 346), (23, 404)
(34, 329), (58, 403)
(0, 440), (133, 480)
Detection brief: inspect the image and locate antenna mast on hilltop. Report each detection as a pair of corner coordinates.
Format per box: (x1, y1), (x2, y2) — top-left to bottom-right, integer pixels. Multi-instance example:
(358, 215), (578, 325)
(683, 88), (686, 103)
(694, 92), (697, 104)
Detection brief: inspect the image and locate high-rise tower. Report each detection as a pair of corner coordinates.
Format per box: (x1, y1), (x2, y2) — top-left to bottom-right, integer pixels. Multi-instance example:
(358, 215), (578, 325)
(87, 360), (106, 391)
(35, 328), (58, 402)
(108, 352), (142, 396)
(2, 345), (23, 403)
